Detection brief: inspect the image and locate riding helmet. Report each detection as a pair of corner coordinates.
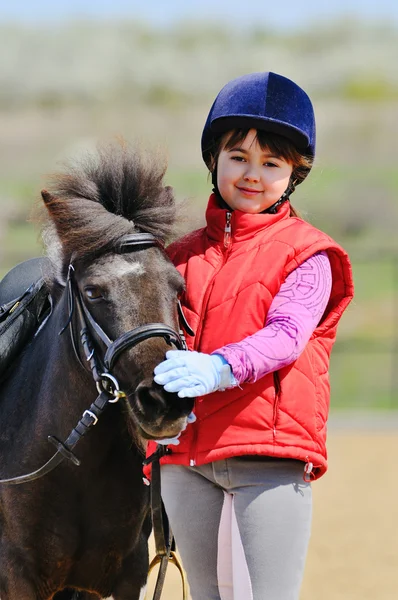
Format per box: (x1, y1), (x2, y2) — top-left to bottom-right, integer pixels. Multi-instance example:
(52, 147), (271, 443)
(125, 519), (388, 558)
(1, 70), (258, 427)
(201, 72), (316, 168)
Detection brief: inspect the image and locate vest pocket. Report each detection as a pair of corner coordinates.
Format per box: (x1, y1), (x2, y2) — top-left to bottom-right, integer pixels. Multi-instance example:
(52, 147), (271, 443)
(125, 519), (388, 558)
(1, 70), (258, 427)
(272, 371), (281, 434)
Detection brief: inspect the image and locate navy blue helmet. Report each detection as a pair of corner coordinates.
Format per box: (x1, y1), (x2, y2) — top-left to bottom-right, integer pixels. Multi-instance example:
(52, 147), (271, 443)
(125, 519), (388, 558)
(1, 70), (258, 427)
(201, 72), (316, 165)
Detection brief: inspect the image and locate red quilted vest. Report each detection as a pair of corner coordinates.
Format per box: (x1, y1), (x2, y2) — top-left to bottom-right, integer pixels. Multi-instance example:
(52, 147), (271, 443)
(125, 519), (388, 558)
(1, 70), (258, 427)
(147, 194), (353, 480)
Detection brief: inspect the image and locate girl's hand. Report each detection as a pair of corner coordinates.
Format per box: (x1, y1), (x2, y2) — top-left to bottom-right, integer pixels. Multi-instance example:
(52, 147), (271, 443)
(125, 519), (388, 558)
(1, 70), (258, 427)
(154, 350), (236, 398)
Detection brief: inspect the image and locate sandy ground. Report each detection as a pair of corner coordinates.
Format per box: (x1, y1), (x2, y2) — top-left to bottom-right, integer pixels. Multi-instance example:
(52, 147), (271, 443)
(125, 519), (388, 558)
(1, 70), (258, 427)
(145, 430), (398, 600)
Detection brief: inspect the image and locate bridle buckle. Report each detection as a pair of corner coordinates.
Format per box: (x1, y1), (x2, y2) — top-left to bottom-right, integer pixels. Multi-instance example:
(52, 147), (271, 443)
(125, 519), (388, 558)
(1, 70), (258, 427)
(83, 410), (99, 426)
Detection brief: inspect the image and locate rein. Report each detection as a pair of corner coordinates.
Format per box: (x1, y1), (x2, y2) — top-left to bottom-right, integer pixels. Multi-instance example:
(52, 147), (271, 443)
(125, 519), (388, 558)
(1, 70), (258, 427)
(143, 446), (188, 600)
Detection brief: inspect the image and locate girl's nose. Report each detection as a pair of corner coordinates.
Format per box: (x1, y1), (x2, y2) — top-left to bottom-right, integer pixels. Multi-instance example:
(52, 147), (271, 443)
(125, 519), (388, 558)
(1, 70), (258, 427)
(243, 164), (260, 182)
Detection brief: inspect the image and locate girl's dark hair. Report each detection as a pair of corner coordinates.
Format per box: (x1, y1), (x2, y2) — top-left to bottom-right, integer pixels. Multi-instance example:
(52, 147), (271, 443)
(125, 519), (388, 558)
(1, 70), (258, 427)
(206, 129), (313, 217)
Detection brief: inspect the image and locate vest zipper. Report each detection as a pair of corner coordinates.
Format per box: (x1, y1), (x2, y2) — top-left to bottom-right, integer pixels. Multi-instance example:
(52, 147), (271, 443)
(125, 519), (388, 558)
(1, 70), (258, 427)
(189, 211), (233, 466)
(193, 211), (233, 349)
(224, 211), (232, 248)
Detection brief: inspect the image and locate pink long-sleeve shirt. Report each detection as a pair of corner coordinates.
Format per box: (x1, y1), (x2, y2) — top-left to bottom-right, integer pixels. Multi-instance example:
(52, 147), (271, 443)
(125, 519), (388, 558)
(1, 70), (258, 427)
(215, 251), (332, 384)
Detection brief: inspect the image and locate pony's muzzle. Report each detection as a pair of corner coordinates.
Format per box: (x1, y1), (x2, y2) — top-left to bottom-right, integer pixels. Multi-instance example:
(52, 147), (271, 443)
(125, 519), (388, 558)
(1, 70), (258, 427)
(133, 379), (193, 439)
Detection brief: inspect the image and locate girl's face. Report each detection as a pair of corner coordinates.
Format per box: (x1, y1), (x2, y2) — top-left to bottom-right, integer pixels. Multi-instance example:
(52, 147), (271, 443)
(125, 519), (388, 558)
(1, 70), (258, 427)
(216, 129), (293, 214)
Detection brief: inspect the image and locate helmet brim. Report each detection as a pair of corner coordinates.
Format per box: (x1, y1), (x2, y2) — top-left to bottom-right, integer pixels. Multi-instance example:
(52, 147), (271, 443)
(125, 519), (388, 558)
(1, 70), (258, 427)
(209, 116), (312, 155)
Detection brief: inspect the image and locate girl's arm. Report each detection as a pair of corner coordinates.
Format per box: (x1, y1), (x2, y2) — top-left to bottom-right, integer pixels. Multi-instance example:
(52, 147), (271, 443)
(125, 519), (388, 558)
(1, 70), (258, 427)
(214, 251), (332, 385)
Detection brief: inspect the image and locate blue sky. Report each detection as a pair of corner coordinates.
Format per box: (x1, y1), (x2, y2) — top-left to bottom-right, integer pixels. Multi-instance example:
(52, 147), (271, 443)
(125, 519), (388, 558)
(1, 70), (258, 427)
(2, 0), (398, 28)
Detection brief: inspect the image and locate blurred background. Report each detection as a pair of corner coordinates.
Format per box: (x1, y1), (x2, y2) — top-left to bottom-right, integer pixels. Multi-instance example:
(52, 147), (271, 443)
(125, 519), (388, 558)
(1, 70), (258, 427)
(1, 1), (397, 598)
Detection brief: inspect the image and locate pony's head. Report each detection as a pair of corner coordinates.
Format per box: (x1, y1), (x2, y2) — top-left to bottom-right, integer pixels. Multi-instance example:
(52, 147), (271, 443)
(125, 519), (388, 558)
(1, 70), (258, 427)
(40, 142), (194, 441)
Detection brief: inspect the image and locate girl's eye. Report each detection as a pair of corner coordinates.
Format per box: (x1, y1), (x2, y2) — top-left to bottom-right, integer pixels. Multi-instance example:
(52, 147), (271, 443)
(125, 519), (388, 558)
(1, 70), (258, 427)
(264, 162), (278, 168)
(84, 286), (104, 301)
(231, 155), (245, 162)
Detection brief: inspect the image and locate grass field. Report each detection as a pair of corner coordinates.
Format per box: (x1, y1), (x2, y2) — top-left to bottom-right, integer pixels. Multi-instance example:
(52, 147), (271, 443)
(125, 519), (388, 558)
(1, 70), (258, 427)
(146, 428), (398, 600)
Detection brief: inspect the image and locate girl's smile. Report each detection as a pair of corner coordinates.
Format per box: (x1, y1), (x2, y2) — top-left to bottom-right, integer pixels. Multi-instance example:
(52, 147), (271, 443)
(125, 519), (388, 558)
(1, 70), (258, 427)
(216, 129), (293, 214)
(236, 186), (263, 196)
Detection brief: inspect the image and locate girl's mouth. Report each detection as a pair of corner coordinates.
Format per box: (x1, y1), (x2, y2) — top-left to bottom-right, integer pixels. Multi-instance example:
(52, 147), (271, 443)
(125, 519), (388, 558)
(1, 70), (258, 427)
(237, 187), (262, 196)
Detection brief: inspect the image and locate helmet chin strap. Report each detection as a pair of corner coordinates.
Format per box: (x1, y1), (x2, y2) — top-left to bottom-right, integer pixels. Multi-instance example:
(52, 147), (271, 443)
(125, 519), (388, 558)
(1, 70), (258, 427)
(263, 179), (297, 214)
(211, 167), (221, 198)
(212, 169), (298, 214)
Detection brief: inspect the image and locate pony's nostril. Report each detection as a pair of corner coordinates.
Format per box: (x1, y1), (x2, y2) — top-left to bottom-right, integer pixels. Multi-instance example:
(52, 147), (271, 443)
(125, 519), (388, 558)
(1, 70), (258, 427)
(135, 381), (168, 414)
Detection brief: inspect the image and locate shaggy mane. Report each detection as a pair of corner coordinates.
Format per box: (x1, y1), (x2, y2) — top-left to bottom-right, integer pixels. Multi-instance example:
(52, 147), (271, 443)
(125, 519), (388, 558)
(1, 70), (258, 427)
(39, 141), (176, 279)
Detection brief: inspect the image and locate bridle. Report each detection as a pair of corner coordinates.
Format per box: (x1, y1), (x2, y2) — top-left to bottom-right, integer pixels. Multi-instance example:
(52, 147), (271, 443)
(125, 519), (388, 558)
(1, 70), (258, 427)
(0, 231), (192, 599)
(64, 232), (192, 380)
(0, 231), (192, 485)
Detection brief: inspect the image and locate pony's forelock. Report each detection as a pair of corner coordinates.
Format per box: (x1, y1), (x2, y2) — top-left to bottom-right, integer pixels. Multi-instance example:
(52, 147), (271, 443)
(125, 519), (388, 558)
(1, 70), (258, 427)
(39, 141), (177, 277)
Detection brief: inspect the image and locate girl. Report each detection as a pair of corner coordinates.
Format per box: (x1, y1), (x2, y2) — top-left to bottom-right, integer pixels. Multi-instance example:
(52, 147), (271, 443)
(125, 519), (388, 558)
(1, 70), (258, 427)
(149, 72), (354, 600)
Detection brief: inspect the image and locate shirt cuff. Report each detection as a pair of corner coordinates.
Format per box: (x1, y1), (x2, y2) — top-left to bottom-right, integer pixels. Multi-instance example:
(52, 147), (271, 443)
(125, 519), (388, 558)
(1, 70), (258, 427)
(211, 353), (238, 390)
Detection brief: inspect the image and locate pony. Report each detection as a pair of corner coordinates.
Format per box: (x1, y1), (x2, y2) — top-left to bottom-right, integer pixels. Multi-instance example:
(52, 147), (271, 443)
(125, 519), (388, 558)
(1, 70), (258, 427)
(0, 142), (194, 599)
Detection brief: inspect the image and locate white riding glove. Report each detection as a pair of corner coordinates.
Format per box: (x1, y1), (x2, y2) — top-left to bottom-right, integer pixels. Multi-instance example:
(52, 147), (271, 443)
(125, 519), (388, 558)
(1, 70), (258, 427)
(154, 350), (237, 398)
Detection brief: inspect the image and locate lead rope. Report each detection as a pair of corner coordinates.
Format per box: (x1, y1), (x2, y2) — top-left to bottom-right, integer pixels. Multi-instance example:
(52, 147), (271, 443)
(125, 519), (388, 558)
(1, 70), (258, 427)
(145, 301), (193, 599)
(144, 447), (188, 600)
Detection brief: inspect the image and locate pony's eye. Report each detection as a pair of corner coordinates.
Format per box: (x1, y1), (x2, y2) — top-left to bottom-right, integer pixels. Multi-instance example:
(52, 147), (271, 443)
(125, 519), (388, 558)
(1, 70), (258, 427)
(84, 286), (104, 301)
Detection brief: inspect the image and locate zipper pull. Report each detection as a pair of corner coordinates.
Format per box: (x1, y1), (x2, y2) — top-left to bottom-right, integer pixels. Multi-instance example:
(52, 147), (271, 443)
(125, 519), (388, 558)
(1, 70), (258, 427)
(303, 458), (314, 482)
(224, 212), (232, 248)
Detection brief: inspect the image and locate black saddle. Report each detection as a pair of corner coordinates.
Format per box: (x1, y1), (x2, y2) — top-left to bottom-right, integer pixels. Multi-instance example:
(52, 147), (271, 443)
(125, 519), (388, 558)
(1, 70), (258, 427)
(0, 258), (51, 382)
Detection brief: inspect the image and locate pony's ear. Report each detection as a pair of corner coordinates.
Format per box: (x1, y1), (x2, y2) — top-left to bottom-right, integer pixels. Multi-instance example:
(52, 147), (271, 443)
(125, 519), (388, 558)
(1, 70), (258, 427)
(41, 189), (55, 206)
